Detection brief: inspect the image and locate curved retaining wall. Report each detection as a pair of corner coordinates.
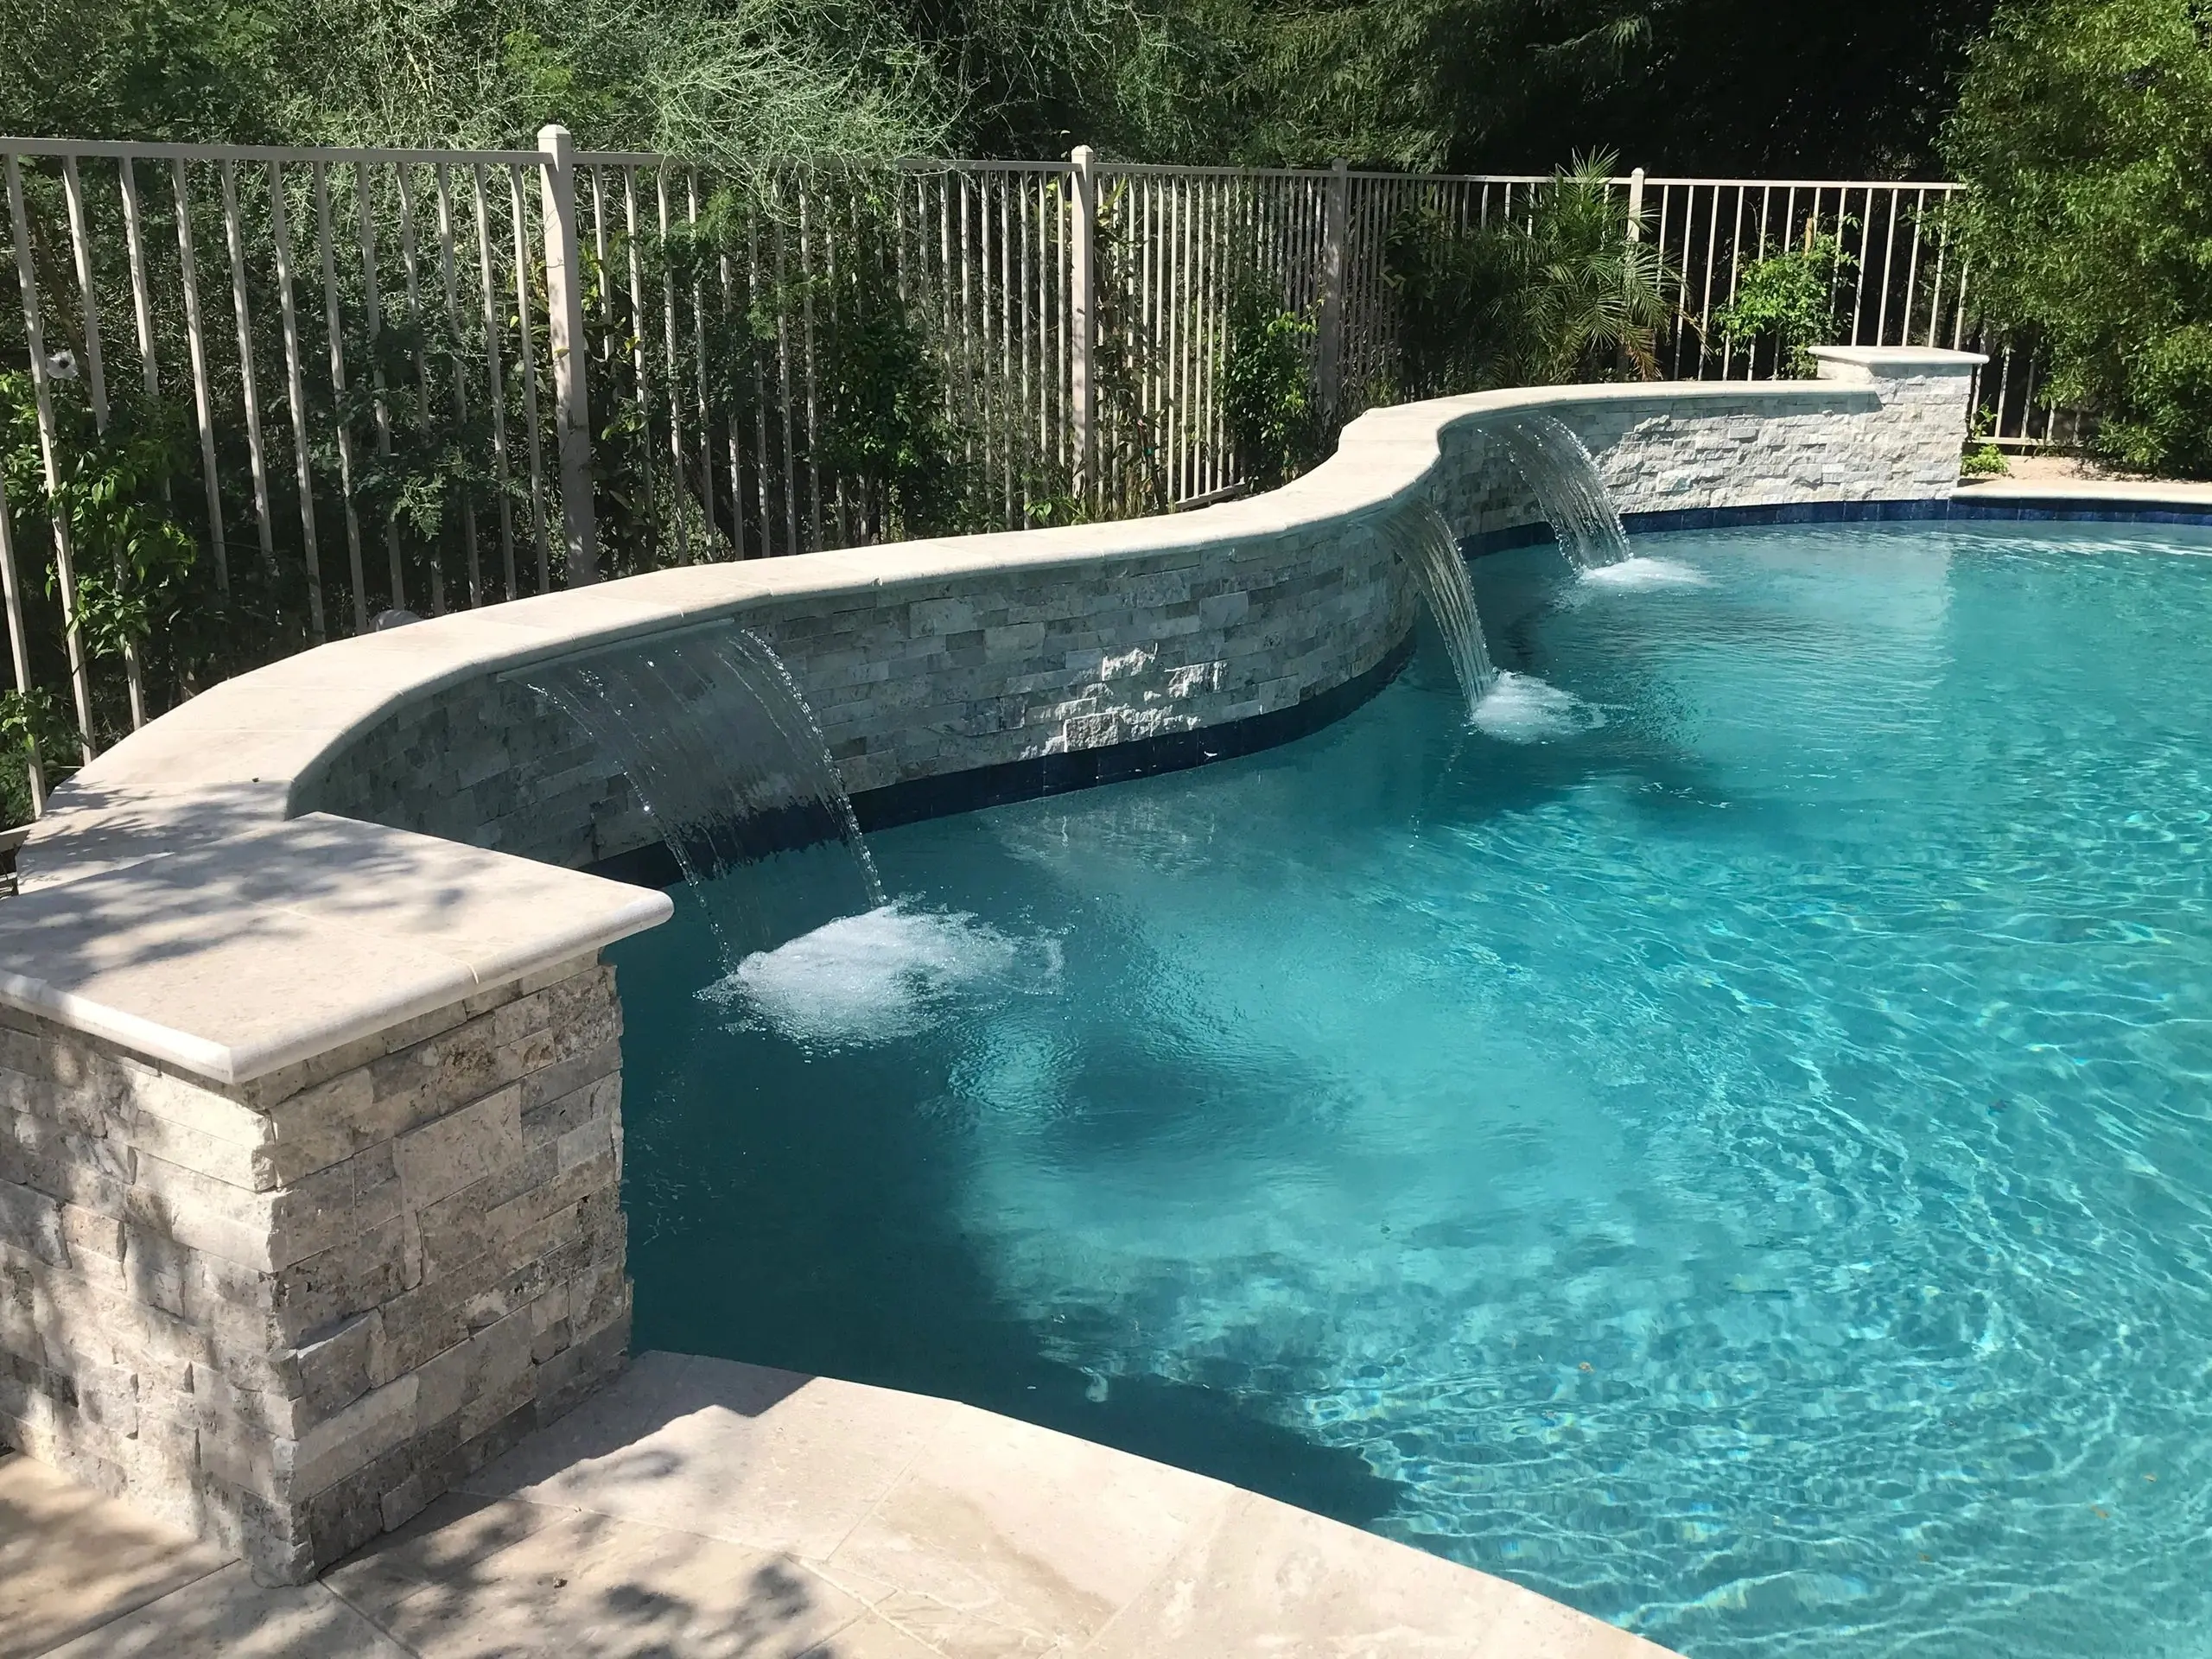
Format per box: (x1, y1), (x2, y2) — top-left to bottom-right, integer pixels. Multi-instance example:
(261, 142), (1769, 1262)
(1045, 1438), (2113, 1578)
(26, 346), (1972, 883)
(0, 348), (1979, 1584)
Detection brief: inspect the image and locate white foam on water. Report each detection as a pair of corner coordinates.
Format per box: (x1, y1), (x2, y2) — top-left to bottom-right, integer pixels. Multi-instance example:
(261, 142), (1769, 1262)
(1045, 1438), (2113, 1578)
(702, 902), (1062, 1046)
(1580, 556), (1709, 589)
(1471, 671), (1605, 743)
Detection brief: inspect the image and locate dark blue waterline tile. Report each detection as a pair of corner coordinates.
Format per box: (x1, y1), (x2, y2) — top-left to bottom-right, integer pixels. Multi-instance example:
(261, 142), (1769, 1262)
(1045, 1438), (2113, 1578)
(1463, 494), (2212, 557)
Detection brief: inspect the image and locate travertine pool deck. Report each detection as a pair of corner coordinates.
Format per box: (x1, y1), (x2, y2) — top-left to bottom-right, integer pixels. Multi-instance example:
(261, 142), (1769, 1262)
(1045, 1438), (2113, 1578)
(3, 1351), (1679, 1658)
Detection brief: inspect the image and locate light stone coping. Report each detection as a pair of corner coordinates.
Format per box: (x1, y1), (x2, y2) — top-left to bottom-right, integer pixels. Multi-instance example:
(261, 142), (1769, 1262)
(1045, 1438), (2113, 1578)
(2, 362), (1981, 1089)
(405, 1350), (1681, 1657)
(1958, 476), (2212, 508)
(0, 813), (668, 1084)
(6, 1355), (1689, 1656)
(1806, 344), (1986, 376)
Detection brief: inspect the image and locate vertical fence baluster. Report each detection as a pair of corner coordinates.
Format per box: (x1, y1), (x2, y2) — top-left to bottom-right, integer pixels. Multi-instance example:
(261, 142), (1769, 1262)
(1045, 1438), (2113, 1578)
(996, 175), (1013, 524)
(715, 184), (744, 559)
(312, 162), (368, 633)
(173, 160), (231, 596)
(433, 165), (482, 605)
(798, 183), (823, 550)
(1923, 190), (1954, 350)
(937, 174), (955, 451)
(470, 165), (517, 598)
(1881, 188), (1905, 343)
(6, 156), (97, 757)
(1898, 188), (1928, 346)
(747, 212), (772, 555)
(773, 198), (798, 556)
(395, 162), (442, 610)
(59, 160), (108, 424)
(1021, 174), (1038, 511)
(359, 163), (404, 609)
(687, 171), (715, 556)
(620, 167), (652, 563)
(1850, 186), (1875, 345)
(117, 157), (163, 725)
(655, 168), (688, 562)
(506, 167), (551, 591)
(118, 159), (159, 402)
(827, 181), (850, 544)
(1173, 175), (1189, 499)
(1718, 185), (1748, 379)
(1695, 185), (1721, 378)
(267, 161), (327, 640)
(63, 156), (153, 728)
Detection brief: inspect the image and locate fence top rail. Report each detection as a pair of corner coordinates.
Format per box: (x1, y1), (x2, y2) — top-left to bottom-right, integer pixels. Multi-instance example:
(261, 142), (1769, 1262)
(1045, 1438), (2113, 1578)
(1635, 175), (1963, 193)
(898, 157), (1073, 176)
(1098, 162), (1367, 181)
(0, 136), (1965, 196)
(573, 153), (1082, 177)
(0, 135), (550, 167)
(1061, 162), (1965, 192)
(574, 151), (681, 168)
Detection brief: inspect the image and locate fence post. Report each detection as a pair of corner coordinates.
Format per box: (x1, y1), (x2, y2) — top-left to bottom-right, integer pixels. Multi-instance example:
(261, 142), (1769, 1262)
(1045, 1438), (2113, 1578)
(1315, 159), (1349, 427)
(1625, 167), (1646, 241)
(1069, 145), (1096, 502)
(538, 124), (598, 586)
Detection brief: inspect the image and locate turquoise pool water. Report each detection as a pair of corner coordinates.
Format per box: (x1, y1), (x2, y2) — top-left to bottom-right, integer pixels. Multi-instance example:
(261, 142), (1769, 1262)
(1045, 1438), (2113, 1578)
(613, 523), (2212, 1658)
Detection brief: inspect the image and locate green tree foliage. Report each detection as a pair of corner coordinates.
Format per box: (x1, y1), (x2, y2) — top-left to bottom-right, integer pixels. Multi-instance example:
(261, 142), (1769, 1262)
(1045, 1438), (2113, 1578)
(0, 684), (74, 823)
(1711, 232), (1857, 376)
(2, 0), (1993, 178)
(1385, 155), (1672, 396)
(956, 0), (1994, 174)
(1944, 0), (2212, 476)
(1, 0), (951, 166)
(0, 374), (198, 671)
(1221, 270), (1319, 489)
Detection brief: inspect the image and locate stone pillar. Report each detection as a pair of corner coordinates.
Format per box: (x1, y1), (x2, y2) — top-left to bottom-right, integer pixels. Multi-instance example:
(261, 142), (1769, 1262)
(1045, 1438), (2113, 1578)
(0, 954), (629, 1583)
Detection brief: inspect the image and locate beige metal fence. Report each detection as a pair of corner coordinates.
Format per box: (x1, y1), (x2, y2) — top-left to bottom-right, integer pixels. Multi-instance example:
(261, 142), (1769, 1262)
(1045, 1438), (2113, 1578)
(2, 127), (2031, 813)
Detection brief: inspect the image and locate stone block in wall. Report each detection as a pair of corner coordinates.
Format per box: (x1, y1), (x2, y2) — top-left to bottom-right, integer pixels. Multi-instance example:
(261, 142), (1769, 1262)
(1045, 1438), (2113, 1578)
(0, 954), (631, 1584)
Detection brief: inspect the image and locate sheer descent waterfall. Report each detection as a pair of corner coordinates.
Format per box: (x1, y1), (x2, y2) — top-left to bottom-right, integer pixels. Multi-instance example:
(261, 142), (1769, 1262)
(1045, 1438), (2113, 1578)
(523, 625), (884, 959)
(1495, 416), (1631, 571)
(1389, 499), (1498, 717)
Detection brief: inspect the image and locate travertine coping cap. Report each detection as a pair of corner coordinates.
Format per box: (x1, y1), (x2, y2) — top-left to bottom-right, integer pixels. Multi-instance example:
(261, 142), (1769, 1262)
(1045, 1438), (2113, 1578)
(0, 812), (670, 1083)
(1807, 345), (1988, 377)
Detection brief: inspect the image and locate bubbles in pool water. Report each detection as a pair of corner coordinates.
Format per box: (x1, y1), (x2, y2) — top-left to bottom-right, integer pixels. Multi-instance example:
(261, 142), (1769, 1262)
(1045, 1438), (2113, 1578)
(702, 901), (1061, 1046)
(1471, 671), (1604, 742)
(1579, 556), (1709, 588)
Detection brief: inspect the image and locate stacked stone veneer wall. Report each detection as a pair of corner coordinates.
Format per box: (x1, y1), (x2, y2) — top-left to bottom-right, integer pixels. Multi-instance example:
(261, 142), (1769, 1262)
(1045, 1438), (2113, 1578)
(297, 358), (1970, 871)
(1431, 355), (1969, 535)
(0, 954), (627, 1581)
(302, 508), (1418, 871)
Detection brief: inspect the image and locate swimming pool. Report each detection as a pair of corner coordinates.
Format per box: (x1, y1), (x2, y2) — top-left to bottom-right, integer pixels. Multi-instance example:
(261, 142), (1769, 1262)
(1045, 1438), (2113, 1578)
(612, 520), (2212, 1658)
